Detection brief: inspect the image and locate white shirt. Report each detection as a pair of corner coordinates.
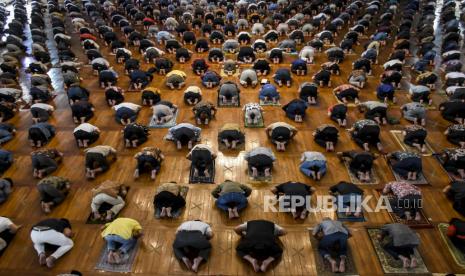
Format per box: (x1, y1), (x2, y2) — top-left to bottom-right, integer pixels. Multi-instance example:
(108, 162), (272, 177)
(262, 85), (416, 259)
(243, 102), (262, 112)
(301, 151), (326, 162)
(91, 57), (110, 67)
(443, 50), (461, 57)
(0, 217), (12, 232)
(176, 220), (212, 236)
(446, 72), (465, 79)
(383, 59), (402, 69)
(252, 39), (266, 47)
(0, 88), (22, 97)
(446, 86), (465, 94)
(74, 123), (99, 133)
(113, 102), (141, 112)
(184, 86), (201, 94)
(31, 103), (54, 111)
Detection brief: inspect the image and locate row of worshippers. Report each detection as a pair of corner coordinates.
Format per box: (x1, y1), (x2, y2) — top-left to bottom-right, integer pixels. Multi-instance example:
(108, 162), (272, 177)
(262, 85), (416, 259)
(0, 215), (435, 273)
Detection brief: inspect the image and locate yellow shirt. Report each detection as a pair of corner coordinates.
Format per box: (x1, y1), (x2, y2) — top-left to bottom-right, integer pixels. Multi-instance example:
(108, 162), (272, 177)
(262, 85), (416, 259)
(143, 87), (161, 94)
(101, 218), (142, 239)
(166, 70), (187, 78)
(220, 123), (241, 132)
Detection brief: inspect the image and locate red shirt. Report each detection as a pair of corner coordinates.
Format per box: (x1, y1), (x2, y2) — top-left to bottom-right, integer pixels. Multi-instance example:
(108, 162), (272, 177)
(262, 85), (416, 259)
(80, 33), (97, 41)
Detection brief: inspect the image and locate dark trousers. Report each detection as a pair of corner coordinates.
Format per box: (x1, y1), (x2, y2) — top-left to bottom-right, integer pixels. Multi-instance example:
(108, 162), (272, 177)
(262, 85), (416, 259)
(37, 184), (65, 205)
(383, 241), (415, 259)
(31, 155), (58, 175)
(318, 232), (348, 258)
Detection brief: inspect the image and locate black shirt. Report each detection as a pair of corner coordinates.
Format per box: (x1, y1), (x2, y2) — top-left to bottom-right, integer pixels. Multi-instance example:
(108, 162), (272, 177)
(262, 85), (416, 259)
(330, 181), (363, 195)
(33, 218), (71, 233)
(210, 31), (224, 41)
(224, 24), (236, 35)
(238, 47), (255, 60)
(196, 39), (209, 50)
(253, 59), (270, 71)
(183, 31), (196, 42)
(448, 181), (465, 201)
(314, 70), (331, 82)
(155, 58), (173, 70)
(276, 181), (312, 196)
(208, 49), (223, 59)
(176, 48), (190, 58)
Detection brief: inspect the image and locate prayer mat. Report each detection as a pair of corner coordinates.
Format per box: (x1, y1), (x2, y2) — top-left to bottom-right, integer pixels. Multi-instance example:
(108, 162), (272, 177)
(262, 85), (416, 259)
(218, 140), (245, 151)
(247, 167), (272, 182)
(259, 99), (281, 106)
(154, 186), (189, 219)
(336, 210), (366, 222)
(343, 159), (379, 185)
(433, 153), (464, 181)
(148, 110), (178, 128)
(308, 231), (359, 275)
(244, 112), (265, 128)
(385, 157), (429, 185)
(382, 193), (433, 228)
(86, 188), (130, 224)
(94, 241), (139, 273)
(367, 228), (429, 274)
(189, 162), (215, 184)
(438, 223), (465, 268)
(390, 130), (434, 156)
(217, 95), (240, 107)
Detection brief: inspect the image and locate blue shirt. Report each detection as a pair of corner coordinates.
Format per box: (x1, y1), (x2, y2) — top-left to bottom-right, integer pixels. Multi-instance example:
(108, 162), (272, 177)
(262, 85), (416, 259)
(377, 83), (394, 95)
(373, 32), (388, 41)
(202, 71), (220, 82)
(31, 123), (55, 140)
(259, 84), (279, 99)
(156, 31), (172, 42)
(0, 150), (13, 163)
(291, 59), (307, 69)
(274, 68), (291, 80)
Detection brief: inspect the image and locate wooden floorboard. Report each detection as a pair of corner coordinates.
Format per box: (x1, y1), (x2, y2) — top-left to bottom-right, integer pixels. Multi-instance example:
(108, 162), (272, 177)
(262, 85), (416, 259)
(1, 0), (464, 275)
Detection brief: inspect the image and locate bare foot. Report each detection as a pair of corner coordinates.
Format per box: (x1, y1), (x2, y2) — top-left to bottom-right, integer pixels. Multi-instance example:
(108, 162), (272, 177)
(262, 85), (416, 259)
(260, 257), (274, 272)
(182, 257), (192, 269)
(92, 212), (101, 221)
(410, 257), (417, 268)
(192, 257), (202, 272)
(39, 253), (47, 265)
(414, 212), (422, 221)
(339, 257), (346, 273)
(251, 258), (260, 272)
(328, 258), (338, 273)
(133, 169), (139, 179)
(228, 208), (235, 219)
(400, 256), (410, 268)
(107, 251), (115, 264)
(46, 256), (56, 268)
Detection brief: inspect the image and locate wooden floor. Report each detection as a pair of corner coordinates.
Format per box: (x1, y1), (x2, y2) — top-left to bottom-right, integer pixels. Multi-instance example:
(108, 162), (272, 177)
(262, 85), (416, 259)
(0, 0), (465, 275)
